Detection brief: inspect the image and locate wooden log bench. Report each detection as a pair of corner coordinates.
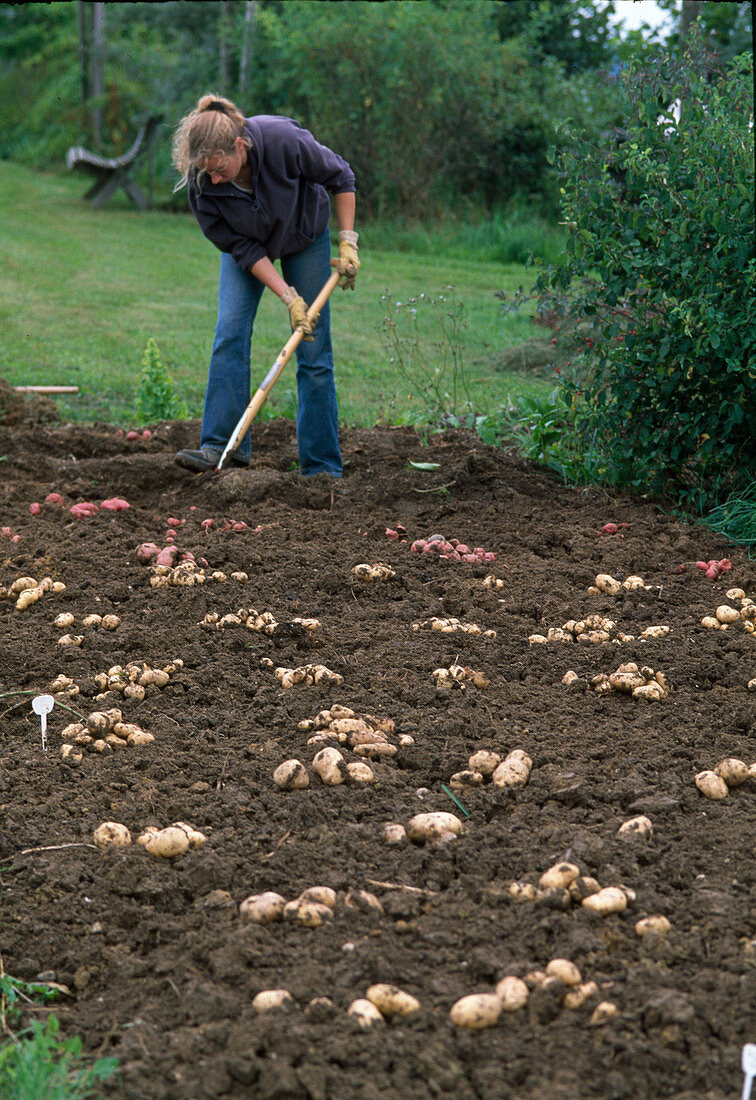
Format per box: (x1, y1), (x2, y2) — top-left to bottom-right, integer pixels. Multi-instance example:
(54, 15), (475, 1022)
(66, 114), (163, 210)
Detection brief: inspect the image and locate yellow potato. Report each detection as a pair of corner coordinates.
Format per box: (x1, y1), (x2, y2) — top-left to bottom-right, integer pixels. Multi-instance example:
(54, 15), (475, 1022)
(55, 612), (75, 628)
(82, 614), (102, 627)
(563, 980), (599, 1009)
(283, 898), (333, 928)
(539, 861), (580, 890)
(383, 823), (407, 845)
(491, 749), (532, 789)
(714, 758), (748, 787)
(715, 604), (740, 624)
(348, 998), (384, 1028)
(312, 746), (347, 786)
(406, 812), (462, 844)
(468, 750), (501, 776)
(595, 574), (621, 595)
(365, 984), (420, 1019)
(273, 759), (310, 790)
(171, 822), (206, 849)
(252, 990), (293, 1013)
(239, 892), (286, 924)
(589, 1001), (619, 1026)
(635, 915), (671, 938)
(93, 822), (131, 848)
(509, 881), (538, 902)
(346, 761), (375, 785)
(141, 826), (190, 858)
(495, 975), (529, 1011)
(545, 959), (581, 986)
(695, 770), (729, 800)
(618, 815), (653, 839)
(450, 993), (502, 1029)
(581, 887), (628, 916)
(299, 886), (337, 909)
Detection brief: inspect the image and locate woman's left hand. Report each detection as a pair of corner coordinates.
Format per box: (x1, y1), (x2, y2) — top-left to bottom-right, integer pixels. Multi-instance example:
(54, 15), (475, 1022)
(331, 232), (360, 289)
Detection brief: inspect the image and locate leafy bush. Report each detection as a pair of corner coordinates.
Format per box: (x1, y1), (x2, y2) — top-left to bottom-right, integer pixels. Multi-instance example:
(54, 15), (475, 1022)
(529, 33), (755, 511)
(135, 337), (186, 424)
(0, 1016), (118, 1100)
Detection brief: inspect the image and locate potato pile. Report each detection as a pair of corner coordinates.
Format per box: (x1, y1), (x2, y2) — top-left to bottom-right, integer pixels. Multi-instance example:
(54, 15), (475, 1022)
(409, 533), (497, 564)
(530, 614), (669, 646)
(482, 574), (505, 589)
(240, 886), (383, 928)
(149, 560), (249, 588)
(201, 607), (321, 634)
(450, 958), (615, 1030)
(60, 709), (155, 760)
(563, 662), (669, 701)
(93, 820), (206, 856)
(267, 661), (344, 689)
(508, 860), (636, 916)
(298, 705), (405, 757)
(694, 757), (754, 800)
(588, 573), (658, 595)
(349, 984), (420, 1026)
(91, 659), (182, 702)
(413, 616), (496, 639)
(350, 563), (396, 582)
(55, 612), (120, 633)
(700, 588), (756, 634)
(431, 663), (489, 689)
(449, 748), (532, 792)
(0, 574), (66, 610)
(273, 746), (375, 789)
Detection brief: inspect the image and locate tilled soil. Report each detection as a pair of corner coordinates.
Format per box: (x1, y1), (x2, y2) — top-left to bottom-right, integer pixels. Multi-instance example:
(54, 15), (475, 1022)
(0, 416), (754, 1100)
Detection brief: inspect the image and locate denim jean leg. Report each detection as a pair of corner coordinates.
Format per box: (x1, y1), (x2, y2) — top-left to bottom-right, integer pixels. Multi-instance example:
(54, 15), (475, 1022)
(281, 231), (342, 477)
(200, 253), (264, 462)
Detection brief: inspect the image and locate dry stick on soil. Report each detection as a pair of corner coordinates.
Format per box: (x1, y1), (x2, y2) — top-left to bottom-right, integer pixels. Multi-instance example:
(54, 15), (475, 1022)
(215, 749), (232, 790)
(365, 879), (438, 896)
(18, 843), (99, 856)
(261, 831), (292, 863)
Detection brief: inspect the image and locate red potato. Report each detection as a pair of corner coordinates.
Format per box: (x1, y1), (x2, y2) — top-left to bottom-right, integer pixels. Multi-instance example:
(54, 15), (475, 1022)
(142, 429), (152, 440)
(101, 498), (129, 512)
(125, 430), (139, 441)
(70, 502), (99, 518)
(201, 519), (213, 531)
(29, 502), (41, 515)
(136, 542), (160, 564)
(155, 546), (179, 567)
(45, 493), (65, 506)
(166, 517), (183, 528)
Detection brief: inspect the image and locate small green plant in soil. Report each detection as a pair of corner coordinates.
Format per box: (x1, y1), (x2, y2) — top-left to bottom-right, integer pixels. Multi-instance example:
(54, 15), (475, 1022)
(135, 337), (187, 424)
(0, 967), (118, 1100)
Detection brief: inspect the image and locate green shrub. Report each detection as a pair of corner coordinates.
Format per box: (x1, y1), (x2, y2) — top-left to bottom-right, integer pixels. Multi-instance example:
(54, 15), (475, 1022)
(135, 337), (186, 424)
(529, 33), (755, 511)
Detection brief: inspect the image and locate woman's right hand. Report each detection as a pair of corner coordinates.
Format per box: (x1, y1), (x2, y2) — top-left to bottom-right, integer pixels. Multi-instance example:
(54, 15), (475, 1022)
(282, 287), (315, 341)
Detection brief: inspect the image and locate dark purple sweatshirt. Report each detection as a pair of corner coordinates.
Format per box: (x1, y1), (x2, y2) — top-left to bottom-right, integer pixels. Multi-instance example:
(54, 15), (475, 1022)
(188, 115), (355, 270)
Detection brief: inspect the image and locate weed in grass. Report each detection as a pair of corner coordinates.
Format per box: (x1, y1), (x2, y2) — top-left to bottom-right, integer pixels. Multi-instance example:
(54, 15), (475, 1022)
(380, 288), (473, 424)
(704, 481), (756, 549)
(135, 338), (187, 424)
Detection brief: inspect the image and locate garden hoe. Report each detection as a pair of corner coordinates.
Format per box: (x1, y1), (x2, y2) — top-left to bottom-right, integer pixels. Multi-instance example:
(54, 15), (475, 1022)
(216, 269), (342, 471)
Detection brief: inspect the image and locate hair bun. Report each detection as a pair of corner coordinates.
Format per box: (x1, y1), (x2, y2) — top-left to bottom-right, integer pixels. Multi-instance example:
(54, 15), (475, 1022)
(205, 99), (227, 113)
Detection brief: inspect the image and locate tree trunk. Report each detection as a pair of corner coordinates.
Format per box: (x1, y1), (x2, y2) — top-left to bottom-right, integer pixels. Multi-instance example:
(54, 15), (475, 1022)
(238, 1), (258, 103)
(77, 1), (91, 135)
(91, 1), (105, 149)
(219, 1), (232, 92)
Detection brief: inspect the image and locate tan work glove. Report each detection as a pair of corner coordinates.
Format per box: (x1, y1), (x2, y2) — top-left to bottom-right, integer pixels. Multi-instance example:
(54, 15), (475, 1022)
(330, 229), (360, 289)
(281, 286), (315, 341)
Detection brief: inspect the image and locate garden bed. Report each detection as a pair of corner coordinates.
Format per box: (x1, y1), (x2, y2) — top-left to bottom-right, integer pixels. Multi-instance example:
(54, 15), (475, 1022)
(0, 416), (754, 1099)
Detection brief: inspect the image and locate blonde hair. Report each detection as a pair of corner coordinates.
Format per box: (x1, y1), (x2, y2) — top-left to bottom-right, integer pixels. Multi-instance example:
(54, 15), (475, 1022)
(172, 93), (250, 191)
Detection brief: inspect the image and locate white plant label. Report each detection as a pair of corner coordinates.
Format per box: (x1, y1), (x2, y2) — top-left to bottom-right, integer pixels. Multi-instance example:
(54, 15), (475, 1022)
(742, 1044), (756, 1100)
(32, 694), (55, 752)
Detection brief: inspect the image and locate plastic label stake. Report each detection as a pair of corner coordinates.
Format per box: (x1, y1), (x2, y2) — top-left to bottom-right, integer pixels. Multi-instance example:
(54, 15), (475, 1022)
(743, 1044), (756, 1100)
(32, 694), (55, 752)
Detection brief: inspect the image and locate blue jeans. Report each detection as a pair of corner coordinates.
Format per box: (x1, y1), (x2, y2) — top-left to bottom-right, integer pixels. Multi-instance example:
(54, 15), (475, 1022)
(200, 229), (342, 476)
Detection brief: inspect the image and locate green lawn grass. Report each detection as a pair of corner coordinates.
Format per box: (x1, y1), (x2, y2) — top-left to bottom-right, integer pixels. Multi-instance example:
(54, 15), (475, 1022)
(1, 163), (555, 428)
